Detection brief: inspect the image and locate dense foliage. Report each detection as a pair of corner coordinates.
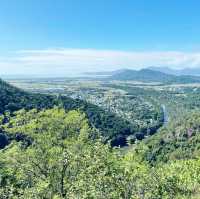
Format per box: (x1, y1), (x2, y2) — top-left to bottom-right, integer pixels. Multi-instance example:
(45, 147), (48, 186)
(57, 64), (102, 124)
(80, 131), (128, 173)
(1, 108), (200, 198)
(3, 78), (200, 198)
(138, 111), (200, 164)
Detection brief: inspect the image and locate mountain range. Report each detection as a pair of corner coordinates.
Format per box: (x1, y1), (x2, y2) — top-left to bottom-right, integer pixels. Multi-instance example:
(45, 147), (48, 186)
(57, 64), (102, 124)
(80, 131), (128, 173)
(148, 66), (200, 76)
(85, 67), (200, 84)
(109, 68), (200, 84)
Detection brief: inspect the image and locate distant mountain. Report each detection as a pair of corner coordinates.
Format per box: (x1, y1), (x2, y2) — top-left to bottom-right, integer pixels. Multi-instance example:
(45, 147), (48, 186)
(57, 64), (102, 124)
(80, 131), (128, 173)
(148, 66), (180, 75)
(148, 66), (200, 76)
(110, 68), (200, 84)
(110, 69), (171, 82)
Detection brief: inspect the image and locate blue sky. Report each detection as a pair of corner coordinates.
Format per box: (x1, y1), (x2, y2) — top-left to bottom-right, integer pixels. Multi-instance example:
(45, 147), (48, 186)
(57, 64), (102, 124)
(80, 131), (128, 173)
(1, 0), (200, 76)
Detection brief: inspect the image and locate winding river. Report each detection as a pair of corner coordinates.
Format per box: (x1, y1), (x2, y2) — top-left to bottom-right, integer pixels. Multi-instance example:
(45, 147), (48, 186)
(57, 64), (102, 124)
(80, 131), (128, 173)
(161, 104), (169, 125)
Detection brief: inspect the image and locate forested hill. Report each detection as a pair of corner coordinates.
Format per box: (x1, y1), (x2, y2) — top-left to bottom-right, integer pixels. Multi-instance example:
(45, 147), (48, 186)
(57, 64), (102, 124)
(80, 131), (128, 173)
(0, 79), (136, 146)
(110, 69), (200, 83)
(139, 111), (200, 164)
(2, 79), (200, 198)
(0, 79), (57, 113)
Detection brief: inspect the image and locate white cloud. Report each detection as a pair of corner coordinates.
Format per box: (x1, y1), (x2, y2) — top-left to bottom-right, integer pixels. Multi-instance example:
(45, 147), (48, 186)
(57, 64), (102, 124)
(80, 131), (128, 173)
(1, 48), (200, 76)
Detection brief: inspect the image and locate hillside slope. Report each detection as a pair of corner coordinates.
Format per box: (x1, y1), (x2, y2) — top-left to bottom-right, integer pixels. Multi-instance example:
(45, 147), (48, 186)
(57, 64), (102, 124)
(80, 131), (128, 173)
(0, 79), (135, 146)
(140, 111), (200, 164)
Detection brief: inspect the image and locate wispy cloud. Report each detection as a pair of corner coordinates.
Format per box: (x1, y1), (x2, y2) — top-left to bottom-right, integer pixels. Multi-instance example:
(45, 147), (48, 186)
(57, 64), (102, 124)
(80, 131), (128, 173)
(1, 48), (200, 76)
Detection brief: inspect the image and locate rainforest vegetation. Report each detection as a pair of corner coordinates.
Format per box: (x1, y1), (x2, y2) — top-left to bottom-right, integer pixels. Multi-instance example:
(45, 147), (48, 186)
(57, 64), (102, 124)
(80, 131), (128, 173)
(1, 79), (200, 198)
